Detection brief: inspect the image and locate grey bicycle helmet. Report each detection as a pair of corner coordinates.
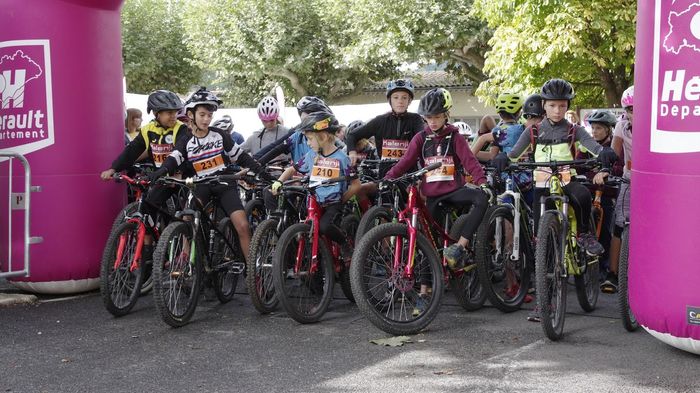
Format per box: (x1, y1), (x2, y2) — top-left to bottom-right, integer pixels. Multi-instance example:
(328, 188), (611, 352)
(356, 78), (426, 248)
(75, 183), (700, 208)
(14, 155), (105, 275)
(586, 110), (617, 127)
(147, 90), (183, 114)
(386, 79), (415, 99)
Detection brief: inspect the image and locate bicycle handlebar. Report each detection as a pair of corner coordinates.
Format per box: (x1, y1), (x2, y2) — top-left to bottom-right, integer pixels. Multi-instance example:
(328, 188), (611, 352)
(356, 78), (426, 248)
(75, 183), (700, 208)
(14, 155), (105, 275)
(112, 173), (149, 188)
(509, 159), (598, 170)
(157, 173), (247, 188)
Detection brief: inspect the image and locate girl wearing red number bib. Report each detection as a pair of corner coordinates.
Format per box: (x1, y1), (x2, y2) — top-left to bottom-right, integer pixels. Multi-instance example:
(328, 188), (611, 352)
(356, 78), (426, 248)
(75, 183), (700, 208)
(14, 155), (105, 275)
(385, 88), (489, 272)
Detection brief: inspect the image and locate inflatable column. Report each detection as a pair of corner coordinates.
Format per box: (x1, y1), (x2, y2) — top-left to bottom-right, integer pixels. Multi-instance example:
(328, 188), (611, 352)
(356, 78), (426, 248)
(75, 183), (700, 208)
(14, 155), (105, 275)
(0, 0), (125, 293)
(632, 0), (700, 354)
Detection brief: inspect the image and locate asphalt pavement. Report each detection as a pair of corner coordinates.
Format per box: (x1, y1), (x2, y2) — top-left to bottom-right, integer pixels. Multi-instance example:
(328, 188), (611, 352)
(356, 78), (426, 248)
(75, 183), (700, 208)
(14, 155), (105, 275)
(0, 280), (697, 393)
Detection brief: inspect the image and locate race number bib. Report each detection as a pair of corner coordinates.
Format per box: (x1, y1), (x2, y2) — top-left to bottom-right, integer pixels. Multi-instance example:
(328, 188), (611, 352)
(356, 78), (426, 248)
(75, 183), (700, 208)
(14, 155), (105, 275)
(310, 157), (340, 182)
(534, 166), (571, 188)
(381, 139), (409, 160)
(192, 155), (225, 176)
(150, 143), (173, 168)
(425, 156), (455, 183)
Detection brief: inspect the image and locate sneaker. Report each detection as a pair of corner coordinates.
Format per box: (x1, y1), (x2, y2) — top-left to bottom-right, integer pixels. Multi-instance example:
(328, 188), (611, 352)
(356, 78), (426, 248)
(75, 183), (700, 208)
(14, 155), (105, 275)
(412, 294), (428, 317)
(578, 232), (605, 256)
(444, 243), (467, 271)
(600, 272), (618, 294)
(527, 307), (541, 322)
(504, 285), (534, 303)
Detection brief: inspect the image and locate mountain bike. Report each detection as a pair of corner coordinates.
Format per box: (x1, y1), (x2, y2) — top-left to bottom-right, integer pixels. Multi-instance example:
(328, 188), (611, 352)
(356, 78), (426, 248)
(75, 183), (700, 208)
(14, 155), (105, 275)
(100, 173), (165, 316)
(151, 174), (246, 327)
(474, 165), (535, 313)
(246, 177), (307, 314)
(350, 162), (487, 335)
(271, 176), (356, 324)
(610, 176), (638, 331)
(518, 159), (600, 341)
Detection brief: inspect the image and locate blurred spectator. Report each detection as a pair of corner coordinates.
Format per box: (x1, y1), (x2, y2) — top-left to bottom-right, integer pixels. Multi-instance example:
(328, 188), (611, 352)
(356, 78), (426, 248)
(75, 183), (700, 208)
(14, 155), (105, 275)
(565, 110), (580, 125)
(124, 108), (142, 144)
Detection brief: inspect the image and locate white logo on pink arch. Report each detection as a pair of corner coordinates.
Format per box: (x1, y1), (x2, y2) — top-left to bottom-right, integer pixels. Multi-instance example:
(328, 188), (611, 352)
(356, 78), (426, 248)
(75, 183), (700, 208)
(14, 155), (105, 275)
(0, 40), (54, 156)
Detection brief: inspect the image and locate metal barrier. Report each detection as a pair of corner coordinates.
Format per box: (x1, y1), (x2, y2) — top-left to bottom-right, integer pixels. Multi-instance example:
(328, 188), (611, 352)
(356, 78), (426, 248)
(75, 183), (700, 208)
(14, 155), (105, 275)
(1, 152), (42, 278)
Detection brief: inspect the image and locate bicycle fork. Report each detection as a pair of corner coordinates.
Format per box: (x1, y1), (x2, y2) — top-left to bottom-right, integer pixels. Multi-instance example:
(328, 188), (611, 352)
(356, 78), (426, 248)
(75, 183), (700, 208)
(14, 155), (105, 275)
(115, 218), (147, 273)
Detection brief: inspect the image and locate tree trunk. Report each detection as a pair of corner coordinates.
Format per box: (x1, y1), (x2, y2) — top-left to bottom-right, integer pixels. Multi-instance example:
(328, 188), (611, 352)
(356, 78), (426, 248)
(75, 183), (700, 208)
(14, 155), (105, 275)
(597, 67), (621, 108)
(270, 68), (307, 98)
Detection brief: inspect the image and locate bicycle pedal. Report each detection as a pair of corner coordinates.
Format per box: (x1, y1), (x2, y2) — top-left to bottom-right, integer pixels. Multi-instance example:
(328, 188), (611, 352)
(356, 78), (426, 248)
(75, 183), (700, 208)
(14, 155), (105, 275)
(231, 262), (245, 275)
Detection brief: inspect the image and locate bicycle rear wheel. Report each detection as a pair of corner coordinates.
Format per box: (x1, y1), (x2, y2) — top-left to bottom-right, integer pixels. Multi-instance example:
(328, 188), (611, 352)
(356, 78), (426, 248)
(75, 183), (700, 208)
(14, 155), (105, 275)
(247, 218), (280, 314)
(449, 214), (486, 311)
(100, 221), (144, 317)
(152, 221), (202, 327)
(245, 198), (266, 234)
(272, 223), (335, 323)
(350, 223), (443, 335)
(213, 218), (242, 303)
(535, 213), (567, 341)
(475, 205), (531, 313)
(354, 205), (393, 245)
(618, 226), (639, 332)
(338, 214), (359, 303)
(575, 216), (600, 312)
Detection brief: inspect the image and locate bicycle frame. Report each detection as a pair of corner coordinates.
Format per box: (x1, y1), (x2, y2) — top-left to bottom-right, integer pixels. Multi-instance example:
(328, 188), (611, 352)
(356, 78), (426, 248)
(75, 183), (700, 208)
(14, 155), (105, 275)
(394, 184), (455, 283)
(113, 174), (159, 273)
(495, 175), (533, 262)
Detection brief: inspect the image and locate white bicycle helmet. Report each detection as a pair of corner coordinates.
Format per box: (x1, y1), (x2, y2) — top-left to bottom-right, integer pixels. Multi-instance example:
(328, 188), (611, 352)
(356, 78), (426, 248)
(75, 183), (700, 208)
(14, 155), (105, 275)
(454, 121), (473, 138)
(257, 96), (279, 121)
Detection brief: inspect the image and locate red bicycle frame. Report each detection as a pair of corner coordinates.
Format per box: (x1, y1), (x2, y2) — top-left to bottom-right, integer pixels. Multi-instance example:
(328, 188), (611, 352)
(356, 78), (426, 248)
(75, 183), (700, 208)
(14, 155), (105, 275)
(112, 174), (159, 273)
(394, 183), (456, 282)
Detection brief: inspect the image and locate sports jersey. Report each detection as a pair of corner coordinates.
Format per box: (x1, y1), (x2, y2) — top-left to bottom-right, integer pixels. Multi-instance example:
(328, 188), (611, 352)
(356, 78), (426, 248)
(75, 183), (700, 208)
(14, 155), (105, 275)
(295, 147), (352, 205)
(111, 120), (189, 171)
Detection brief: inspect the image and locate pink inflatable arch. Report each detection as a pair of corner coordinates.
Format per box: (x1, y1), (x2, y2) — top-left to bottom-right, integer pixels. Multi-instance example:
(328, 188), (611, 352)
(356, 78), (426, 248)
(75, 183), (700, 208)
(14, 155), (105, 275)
(632, 0), (700, 354)
(0, 0), (125, 293)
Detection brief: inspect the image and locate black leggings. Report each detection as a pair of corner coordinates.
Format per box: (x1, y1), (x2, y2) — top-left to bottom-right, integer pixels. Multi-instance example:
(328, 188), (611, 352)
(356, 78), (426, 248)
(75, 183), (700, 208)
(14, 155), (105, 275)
(426, 186), (489, 241)
(319, 203), (345, 244)
(533, 181), (592, 234)
(141, 184), (175, 219)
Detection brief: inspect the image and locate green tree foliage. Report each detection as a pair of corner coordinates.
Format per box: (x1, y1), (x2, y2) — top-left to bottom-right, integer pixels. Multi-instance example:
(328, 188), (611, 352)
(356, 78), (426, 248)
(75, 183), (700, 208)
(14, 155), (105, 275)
(121, 0), (201, 94)
(472, 0), (636, 108)
(182, 0), (398, 106)
(342, 0), (491, 84)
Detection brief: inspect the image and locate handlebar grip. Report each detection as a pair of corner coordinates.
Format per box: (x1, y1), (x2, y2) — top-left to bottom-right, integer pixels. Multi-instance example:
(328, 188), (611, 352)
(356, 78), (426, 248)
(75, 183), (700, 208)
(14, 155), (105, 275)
(423, 162), (442, 172)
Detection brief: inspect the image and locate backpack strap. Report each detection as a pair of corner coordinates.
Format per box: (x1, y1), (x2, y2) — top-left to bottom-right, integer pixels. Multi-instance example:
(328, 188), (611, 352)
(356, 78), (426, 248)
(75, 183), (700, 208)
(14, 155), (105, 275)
(568, 123), (577, 158)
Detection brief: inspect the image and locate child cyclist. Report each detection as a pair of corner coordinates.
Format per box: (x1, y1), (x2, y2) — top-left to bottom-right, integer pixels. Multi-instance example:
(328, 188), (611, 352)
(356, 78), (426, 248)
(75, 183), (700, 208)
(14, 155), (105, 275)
(471, 93), (524, 162)
(271, 111), (361, 259)
(100, 90), (190, 258)
(494, 79), (618, 257)
(595, 85), (634, 293)
(148, 87), (274, 263)
(384, 88), (489, 271)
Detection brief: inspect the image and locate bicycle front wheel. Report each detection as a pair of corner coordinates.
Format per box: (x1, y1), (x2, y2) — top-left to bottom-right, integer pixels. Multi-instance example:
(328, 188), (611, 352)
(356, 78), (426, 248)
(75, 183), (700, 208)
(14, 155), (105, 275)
(618, 226), (639, 332)
(354, 205), (393, 245)
(272, 223), (335, 324)
(338, 214), (359, 303)
(100, 221), (144, 317)
(535, 213), (567, 341)
(247, 218), (280, 314)
(244, 198), (266, 234)
(152, 221), (202, 327)
(475, 205), (531, 313)
(350, 223), (443, 335)
(213, 218), (242, 303)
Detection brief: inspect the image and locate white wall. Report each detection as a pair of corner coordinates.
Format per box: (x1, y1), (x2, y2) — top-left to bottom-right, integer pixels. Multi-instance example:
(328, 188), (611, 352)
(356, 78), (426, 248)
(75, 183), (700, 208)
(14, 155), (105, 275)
(125, 93), (419, 140)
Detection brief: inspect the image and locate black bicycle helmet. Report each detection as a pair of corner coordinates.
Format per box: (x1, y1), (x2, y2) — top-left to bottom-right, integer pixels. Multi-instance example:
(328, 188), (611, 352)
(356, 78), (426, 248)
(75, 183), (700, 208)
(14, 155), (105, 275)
(386, 79), (415, 99)
(586, 110), (617, 127)
(417, 88), (453, 116)
(346, 120), (365, 135)
(522, 94), (545, 117)
(540, 78), (575, 101)
(184, 87), (223, 113)
(147, 90), (183, 114)
(296, 96), (330, 116)
(298, 110), (341, 134)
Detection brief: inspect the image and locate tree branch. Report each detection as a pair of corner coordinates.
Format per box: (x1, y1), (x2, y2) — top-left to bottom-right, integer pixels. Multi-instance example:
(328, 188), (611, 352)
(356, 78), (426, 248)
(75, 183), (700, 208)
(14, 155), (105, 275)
(269, 68), (307, 97)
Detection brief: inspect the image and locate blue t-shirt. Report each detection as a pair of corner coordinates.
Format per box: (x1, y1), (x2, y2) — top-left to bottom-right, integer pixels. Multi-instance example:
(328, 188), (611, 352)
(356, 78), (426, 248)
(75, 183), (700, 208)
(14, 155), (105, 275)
(296, 148), (352, 205)
(492, 123), (524, 154)
(287, 131), (313, 163)
(492, 123), (533, 191)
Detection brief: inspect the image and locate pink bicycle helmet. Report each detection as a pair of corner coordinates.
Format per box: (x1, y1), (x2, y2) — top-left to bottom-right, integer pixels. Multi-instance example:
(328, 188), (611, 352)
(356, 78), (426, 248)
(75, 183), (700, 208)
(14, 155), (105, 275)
(621, 85), (634, 108)
(257, 96), (279, 121)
